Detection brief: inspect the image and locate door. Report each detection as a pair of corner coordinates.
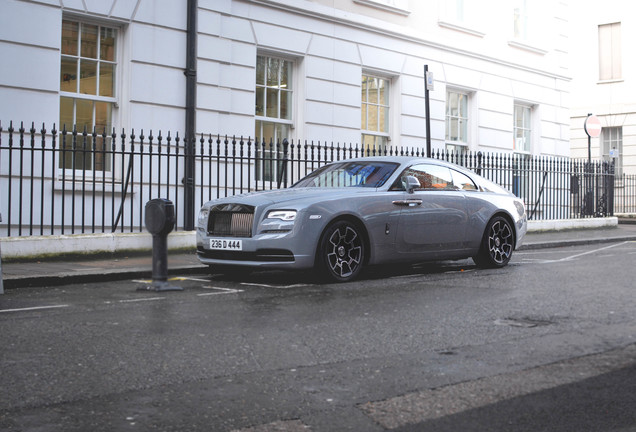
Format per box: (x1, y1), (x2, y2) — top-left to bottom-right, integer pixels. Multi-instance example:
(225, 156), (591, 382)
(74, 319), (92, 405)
(392, 163), (469, 256)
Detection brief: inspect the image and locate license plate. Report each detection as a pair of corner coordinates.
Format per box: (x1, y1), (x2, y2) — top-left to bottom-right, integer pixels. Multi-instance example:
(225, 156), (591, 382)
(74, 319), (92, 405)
(209, 239), (242, 251)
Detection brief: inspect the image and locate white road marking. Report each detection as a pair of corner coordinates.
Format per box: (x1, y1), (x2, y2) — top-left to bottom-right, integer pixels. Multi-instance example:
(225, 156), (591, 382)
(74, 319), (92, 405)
(117, 297), (166, 303)
(197, 286), (243, 296)
(0, 304), (69, 313)
(240, 282), (311, 289)
(520, 242), (631, 264)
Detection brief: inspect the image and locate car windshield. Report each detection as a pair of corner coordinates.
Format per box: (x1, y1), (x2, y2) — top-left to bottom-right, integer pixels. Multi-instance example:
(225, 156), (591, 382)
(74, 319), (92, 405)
(293, 161), (399, 188)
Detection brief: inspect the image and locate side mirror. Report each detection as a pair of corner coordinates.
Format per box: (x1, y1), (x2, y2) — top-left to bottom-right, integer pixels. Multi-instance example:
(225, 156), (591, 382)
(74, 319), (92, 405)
(402, 175), (421, 194)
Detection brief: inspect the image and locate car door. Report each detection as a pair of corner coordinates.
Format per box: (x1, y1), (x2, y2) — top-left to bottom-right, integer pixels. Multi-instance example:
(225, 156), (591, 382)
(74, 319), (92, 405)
(392, 163), (469, 257)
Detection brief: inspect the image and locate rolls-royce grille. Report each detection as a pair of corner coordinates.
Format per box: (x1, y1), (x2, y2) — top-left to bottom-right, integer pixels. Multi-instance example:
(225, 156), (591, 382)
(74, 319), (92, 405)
(207, 206), (254, 237)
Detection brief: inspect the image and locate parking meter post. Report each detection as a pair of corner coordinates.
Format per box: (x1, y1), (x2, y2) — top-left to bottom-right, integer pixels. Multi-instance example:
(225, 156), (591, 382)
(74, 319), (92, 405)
(138, 199), (183, 292)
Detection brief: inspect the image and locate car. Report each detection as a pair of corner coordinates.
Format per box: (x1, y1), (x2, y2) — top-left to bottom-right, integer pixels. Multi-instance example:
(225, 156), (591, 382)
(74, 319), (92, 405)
(196, 156), (528, 282)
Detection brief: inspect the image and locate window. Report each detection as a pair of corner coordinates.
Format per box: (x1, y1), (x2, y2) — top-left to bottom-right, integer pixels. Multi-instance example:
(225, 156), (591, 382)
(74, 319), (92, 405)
(255, 54), (293, 182)
(513, 0), (530, 40)
(514, 104), (532, 153)
(599, 23), (622, 81)
(445, 90), (468, 152)
(602, 127), (622, 176)
(60, 19), (117, 172)
(361, 74), (390, 154)
(391, 164), (477, 191)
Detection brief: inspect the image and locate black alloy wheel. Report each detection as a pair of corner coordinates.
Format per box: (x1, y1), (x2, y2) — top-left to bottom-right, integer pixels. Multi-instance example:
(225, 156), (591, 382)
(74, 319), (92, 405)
(473, 216), (514, 268)
(319, 220), (365, 282)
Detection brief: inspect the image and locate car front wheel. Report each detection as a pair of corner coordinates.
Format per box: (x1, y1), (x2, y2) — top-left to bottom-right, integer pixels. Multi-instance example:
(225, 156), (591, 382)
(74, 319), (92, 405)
(318, 220), (365, 282)
(473, 216), (514, 268)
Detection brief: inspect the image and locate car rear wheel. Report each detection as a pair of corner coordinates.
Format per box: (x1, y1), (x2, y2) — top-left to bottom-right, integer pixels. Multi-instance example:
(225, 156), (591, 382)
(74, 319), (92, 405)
(473, 216), (514, 268)
(318, 220), (365, 282)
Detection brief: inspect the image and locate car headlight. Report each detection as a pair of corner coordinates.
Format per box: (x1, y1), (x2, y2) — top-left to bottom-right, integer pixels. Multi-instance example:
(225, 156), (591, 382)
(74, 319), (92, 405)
(266, 210), (297, 221)
(198, 208), (209, 226)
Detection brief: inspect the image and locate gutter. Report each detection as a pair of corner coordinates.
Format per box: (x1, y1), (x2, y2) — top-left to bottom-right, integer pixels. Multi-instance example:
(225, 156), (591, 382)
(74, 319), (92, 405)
(183, 0), (198, 230)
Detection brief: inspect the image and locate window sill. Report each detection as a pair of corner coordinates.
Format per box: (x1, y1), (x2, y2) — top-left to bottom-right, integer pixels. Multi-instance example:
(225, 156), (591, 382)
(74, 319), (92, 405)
(507, 39), (548, 55)
(597, 79), (624, 85)
(438, 20), (485, 38)
(353, 0), (410, 16)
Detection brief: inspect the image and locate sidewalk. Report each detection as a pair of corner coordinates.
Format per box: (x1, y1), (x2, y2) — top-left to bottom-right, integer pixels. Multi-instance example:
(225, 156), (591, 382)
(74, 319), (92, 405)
(3, 224), (636, 289)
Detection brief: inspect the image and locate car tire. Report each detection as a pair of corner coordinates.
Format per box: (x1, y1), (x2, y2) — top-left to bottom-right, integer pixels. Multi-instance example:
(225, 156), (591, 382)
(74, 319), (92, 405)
(473, 216), (514, 268)
(318, 220), (365, 282)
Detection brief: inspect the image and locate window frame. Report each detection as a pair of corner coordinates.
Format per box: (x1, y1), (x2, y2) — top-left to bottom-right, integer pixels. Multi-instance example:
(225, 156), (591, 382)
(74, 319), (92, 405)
(601, 126), (622, 176)
(255, 53), (296, 183)
(598, 22), (622, 82)
(513, 103), (532, 154)
(445, 89), (469, 152)
(59, 18), (120, 175)
(391, 163), (477, 192)
(361, 73), (391, 154)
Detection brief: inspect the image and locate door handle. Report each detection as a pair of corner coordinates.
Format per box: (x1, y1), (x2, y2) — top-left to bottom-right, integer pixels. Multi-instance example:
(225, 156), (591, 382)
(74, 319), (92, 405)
(392, 199), (422, 207)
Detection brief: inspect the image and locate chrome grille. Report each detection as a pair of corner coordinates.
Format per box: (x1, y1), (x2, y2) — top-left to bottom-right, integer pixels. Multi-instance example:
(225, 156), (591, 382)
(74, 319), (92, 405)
(207, 204), (254, 237)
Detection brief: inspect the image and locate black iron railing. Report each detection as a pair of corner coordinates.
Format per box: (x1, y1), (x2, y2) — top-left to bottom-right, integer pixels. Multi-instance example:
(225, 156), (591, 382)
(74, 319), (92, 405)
(0, 121), (623, 238)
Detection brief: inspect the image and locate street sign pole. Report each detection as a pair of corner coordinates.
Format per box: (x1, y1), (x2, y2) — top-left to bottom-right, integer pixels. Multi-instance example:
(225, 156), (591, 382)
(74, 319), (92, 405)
(584, 113), (602, 164)
(583, 114), (602, 215)
(424, 65), (432, 157)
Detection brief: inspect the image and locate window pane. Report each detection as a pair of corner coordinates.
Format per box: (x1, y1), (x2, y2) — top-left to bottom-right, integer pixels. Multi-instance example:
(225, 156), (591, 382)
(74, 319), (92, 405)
(368, 78), (378, 104)
(361, 76), (369, 103)
(266, 88), (278, 117)
(378, 79), (388, 105)
(61, 58), (78, 92)
(266, 58), (280, 87)
(256, 56), (265, 85)
(95, 101), (112, 132)
(281, 61), (290, 90)
(379, 106), (388, 133)
(81, 24), (98, 59)
(80, 59), (97, 95)
(361, 104), (367, 130)
(95, 101), (112, 171)
(280, 90), (291, 120)
(451, 170), (478, 190)
(367, 105), (378, 131)
(76, 99), (94, 130)
(99, 63), (115, 97)
(60, 97), (74, 130)
(599, 23), (622, 80)
(100, 27), (116, 61)
(255, 87), (265, 116)
(61, 21), (78, 56)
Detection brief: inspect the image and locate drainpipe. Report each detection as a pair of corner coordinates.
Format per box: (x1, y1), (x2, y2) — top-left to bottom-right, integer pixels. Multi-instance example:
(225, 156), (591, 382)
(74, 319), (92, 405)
(184, 0), (197, 230)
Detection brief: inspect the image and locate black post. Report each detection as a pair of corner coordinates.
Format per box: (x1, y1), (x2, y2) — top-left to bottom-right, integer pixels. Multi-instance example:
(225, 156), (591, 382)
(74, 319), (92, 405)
(424, 65), (431, 158)
(585, 114), (593, 216)
(184, 0), (197, 230)
(139, 199), (183, 292)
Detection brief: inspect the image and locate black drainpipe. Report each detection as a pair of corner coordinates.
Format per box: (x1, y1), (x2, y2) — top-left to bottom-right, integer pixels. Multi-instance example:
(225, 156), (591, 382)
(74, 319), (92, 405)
(183, 0), (197, 230)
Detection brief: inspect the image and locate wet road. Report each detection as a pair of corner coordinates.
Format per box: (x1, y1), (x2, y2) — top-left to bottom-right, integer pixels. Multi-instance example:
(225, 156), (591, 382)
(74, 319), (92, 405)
(1, 241), (636, 431)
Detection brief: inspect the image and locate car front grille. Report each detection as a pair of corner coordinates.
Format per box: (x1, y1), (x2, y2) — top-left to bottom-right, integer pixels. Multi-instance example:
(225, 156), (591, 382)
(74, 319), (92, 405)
(207, 204), (254, 237)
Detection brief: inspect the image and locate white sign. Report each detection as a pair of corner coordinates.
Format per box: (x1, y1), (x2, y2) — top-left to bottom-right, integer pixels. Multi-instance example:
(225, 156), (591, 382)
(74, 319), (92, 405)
(426, 71), (434, 91)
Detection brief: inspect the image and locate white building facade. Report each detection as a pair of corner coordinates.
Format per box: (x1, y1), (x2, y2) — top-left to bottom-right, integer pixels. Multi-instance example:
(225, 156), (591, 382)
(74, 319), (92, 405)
(1, 0), (570, 156)
(570, 0), (636, 176)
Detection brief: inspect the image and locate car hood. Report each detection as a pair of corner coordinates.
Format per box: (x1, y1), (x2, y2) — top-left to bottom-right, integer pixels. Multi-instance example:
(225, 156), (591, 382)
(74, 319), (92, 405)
(204, 187), (371, 208)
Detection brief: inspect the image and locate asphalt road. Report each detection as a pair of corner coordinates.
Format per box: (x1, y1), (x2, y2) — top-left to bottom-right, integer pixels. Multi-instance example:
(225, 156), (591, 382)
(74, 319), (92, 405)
(1, 241), (636, 431)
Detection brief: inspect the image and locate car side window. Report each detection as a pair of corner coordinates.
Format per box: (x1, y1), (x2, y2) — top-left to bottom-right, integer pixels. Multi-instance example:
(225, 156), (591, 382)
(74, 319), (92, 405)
(450, 169), (478, 191)
(390, 164), (456, 191)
